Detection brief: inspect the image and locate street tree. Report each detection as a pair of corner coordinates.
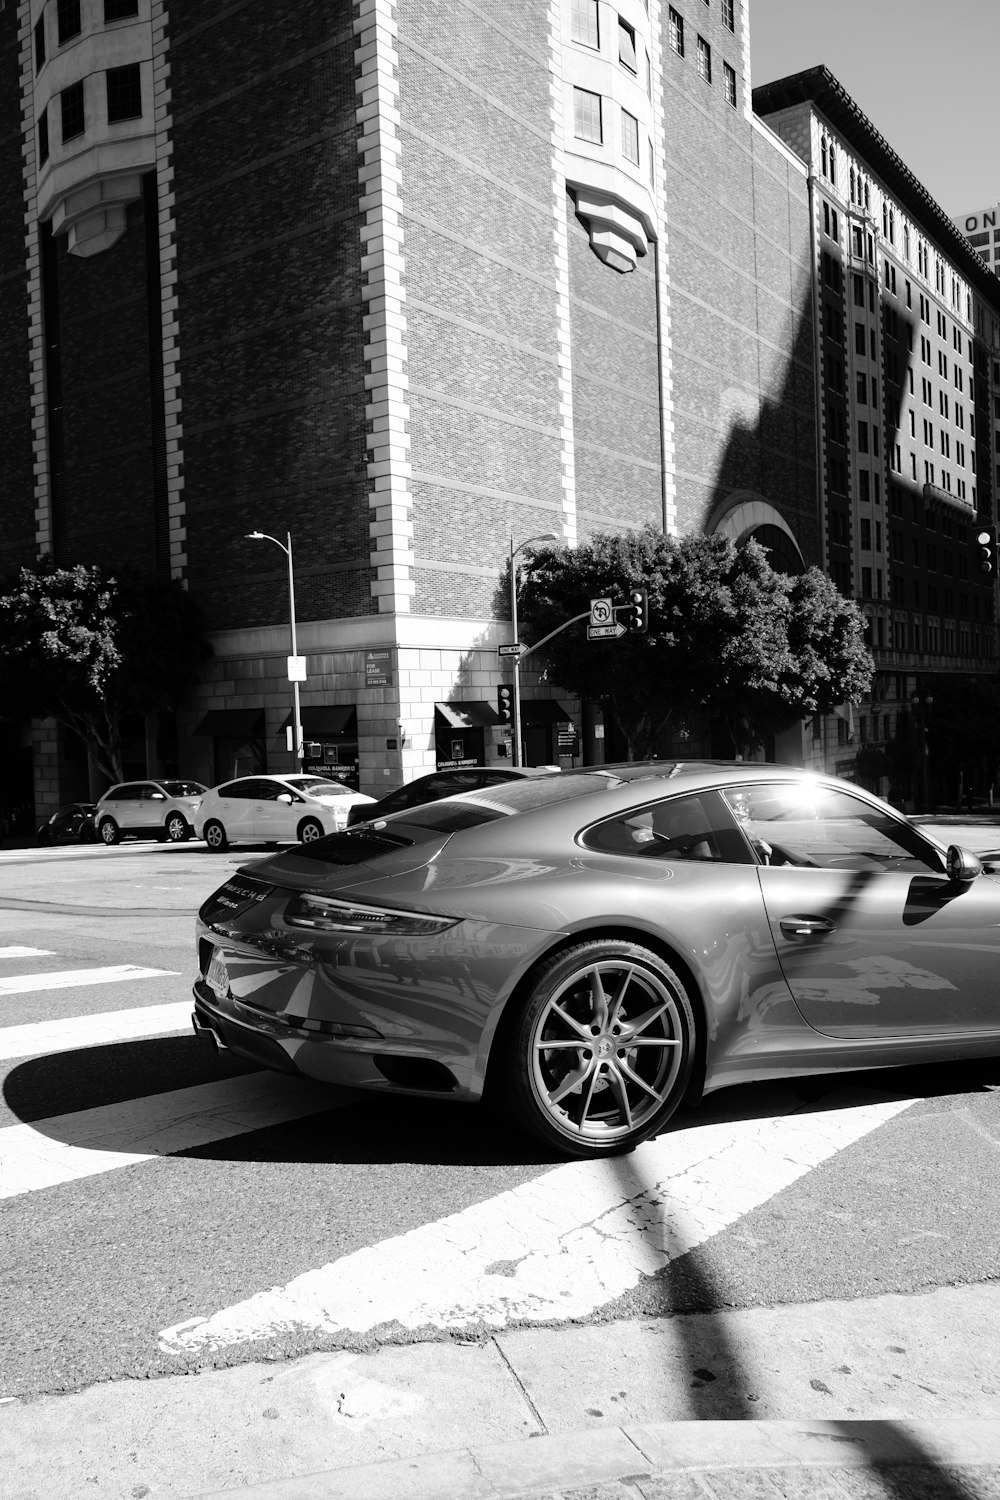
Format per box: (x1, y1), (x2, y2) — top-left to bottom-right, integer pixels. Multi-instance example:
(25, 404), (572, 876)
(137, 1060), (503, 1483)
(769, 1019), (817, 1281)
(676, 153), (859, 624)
(517, 525), (873, 758)
(0, 561), (211, 784)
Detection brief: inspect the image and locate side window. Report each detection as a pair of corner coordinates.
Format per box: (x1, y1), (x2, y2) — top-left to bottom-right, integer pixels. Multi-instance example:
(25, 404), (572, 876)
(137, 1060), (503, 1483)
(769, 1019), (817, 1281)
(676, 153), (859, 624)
(582, 790), (754, 863)
(220, 781), (259, 799)
(721, 783), (942, 873)
(113, 784), (139, 802)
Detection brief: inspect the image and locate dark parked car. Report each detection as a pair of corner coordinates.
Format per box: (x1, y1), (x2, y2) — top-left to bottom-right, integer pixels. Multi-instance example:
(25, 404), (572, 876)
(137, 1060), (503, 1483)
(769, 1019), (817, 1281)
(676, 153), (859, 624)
(345, 765), (554, 827)
(36, 802), (98, 845)
(191, 761), (1000, 1159)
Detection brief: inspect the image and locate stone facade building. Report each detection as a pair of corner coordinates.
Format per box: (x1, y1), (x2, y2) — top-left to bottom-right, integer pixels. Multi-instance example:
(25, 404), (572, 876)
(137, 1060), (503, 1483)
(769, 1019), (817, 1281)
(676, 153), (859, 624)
(756, 69), (1000, 800)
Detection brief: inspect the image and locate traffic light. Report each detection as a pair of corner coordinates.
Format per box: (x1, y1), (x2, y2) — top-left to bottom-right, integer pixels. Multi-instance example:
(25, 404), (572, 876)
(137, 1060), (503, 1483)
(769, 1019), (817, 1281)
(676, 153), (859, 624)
(627, 586), (648, 634)
(976, 526), (996, 575)
(497, 683), (513, 723)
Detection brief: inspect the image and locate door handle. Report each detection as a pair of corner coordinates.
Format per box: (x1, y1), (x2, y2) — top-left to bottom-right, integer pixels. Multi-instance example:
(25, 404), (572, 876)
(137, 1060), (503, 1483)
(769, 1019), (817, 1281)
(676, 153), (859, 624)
(779, 915), (837, 938)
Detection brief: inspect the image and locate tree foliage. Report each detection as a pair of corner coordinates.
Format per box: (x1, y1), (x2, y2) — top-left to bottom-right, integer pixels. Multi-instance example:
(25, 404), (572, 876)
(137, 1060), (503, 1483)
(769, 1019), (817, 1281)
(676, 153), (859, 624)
(0, 561), (212, 783)
(517, 526), (873, 758)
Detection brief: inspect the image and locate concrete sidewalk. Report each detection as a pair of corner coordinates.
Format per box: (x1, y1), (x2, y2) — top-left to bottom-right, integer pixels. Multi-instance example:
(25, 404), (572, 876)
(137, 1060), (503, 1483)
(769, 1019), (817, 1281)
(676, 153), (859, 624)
(5, 1283), (1000, 1499)
(200, 1418), (1000, 1498)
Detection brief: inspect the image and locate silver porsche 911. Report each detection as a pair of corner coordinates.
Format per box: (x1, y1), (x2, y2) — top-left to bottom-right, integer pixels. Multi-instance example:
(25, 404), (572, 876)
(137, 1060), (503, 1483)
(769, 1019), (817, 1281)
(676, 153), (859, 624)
(191, 762), (1000, 1159)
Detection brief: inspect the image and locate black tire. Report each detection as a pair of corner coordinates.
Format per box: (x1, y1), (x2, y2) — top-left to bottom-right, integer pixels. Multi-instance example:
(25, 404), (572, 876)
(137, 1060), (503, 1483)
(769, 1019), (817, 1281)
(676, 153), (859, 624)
(165, 812), (190, 843)
(298, 817), (325, 844)
(204, 819), (228, 851)
(98, 818), (120, 846)
(495, 940), (695, 1159)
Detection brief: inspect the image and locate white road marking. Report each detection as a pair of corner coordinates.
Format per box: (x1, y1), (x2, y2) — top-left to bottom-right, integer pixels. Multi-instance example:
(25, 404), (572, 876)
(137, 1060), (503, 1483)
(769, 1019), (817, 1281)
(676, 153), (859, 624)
(0, 964), (175, 996)
(0, 1074), (344, 1200)
(0, 948), (55, 958)
(158, 1091), (917, 1355)
(0, 1000), (192, 1062)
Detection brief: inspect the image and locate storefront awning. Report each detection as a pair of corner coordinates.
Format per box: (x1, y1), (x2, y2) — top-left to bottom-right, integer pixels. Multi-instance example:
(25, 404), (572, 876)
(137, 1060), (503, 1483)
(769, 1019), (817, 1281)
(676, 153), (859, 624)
(520, 699), (574, 725)
(279, 706), (358, 736)
(434, 701), (502, 729)
(193, 709), (265, 738)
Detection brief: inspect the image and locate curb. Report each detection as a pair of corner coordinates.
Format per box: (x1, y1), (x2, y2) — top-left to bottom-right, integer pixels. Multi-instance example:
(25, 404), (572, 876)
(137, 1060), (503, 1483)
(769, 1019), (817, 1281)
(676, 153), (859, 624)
(193, 1418), (1000, 1499)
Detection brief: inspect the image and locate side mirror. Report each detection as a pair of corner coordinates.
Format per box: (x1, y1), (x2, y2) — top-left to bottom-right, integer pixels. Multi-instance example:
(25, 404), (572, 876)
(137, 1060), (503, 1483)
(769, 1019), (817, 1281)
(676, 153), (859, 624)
(149, 792), (166, 800)
(277, 793), (294, 805)
(946, 844), (982, 884)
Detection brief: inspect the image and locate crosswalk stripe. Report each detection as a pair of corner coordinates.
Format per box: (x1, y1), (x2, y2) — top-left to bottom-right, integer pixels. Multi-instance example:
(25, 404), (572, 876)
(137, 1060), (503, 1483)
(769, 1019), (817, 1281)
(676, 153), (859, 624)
(0, 964), (176, 996)
(0, 1074), (346, 1200)
(157, 1089), (918, 1355)
(0, 1000), (193, 1062)
(0, 947), (55, 958)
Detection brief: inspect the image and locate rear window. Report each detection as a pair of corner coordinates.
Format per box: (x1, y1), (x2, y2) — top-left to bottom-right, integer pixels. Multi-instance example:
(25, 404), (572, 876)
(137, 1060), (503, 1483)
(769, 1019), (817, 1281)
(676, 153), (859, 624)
(460, 771), (623, 815)
(285, 777), (352, 796)
(290, 831), (417, 864)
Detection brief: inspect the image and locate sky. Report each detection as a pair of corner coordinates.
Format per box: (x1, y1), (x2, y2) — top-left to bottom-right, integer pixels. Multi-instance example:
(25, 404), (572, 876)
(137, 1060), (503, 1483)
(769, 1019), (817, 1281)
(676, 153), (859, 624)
(748, 0), (999, 219)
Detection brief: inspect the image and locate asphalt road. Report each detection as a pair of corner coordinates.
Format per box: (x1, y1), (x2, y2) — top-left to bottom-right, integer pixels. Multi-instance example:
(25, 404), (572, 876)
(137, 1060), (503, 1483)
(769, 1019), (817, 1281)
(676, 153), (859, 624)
(1, 827), (999, 1403)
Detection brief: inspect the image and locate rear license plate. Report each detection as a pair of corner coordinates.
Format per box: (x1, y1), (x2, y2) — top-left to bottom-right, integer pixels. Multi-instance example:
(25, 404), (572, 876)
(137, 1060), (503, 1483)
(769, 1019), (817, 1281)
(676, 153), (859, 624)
(206, 950), (230, 999)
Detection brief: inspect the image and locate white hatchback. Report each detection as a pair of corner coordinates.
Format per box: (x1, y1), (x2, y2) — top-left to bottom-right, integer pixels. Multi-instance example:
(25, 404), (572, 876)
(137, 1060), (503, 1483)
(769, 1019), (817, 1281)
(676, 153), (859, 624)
(195, 774), (376, 850)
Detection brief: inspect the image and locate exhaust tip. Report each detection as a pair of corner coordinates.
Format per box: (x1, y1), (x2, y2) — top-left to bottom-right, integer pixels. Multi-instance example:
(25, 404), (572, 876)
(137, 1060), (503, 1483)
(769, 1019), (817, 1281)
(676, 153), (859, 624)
(192, 1010), (230, 1052)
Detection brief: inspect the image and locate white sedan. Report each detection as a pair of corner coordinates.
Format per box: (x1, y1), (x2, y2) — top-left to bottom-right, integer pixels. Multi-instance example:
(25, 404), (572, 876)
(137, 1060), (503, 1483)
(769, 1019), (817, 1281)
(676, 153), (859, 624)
(195, 774), (376, 850)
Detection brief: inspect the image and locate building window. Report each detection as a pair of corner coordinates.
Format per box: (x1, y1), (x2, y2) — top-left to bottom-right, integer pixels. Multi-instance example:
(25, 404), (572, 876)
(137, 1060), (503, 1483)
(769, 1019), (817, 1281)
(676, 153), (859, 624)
(668, 8), (684, 56)
(104, 0), (139, 18)
(721, 0), (735, 28)
(696, 34), (711, 82)
(38, 107), (49, 165)
(618, 17), (637, 72)
(570, 0), (600, 48)
(573, 86), (602, 143)
(57, 0), (82, 45)
(106, 62), (142, 122)
(60, 79), (85, 141)
(621, 108), (639, 165)
(723, 62), (736, 107)
(34, 16), (46, 70)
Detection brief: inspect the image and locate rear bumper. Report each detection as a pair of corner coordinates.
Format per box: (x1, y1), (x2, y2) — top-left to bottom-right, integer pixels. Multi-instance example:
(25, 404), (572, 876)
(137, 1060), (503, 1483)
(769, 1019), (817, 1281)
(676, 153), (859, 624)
(191, 982), (468, 1096)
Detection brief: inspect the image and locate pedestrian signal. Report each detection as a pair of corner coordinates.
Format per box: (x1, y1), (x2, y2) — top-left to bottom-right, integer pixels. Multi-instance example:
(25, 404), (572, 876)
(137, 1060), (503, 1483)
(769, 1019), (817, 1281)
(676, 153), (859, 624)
(627, 587), (648, 634)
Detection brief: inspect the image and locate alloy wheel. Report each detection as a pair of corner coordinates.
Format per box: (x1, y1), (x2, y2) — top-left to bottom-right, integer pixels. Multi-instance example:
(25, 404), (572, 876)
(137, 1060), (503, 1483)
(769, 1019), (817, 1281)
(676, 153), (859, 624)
(515, 945), (693, 1154)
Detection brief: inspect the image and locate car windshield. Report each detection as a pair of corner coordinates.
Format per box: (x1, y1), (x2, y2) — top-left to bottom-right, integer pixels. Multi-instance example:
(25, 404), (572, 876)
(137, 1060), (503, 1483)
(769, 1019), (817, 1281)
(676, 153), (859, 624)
(161, 780), (206, 797)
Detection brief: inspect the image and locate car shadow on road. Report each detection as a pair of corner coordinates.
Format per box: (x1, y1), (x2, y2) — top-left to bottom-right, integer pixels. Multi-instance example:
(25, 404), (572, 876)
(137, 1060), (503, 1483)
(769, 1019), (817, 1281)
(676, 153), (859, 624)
(6, 1034), (1000, 1174)
(1, 1034), (559, 1167)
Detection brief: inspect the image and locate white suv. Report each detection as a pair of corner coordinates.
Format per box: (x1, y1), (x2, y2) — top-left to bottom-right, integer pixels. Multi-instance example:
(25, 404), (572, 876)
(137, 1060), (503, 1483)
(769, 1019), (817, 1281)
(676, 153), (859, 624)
(96, 780), (207, 845)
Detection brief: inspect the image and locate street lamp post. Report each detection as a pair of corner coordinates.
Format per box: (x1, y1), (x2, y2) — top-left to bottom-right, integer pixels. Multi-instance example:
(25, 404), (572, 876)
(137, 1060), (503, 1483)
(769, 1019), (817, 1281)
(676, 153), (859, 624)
(246, 530), (304, 766)
(509, 532), (557, 767)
